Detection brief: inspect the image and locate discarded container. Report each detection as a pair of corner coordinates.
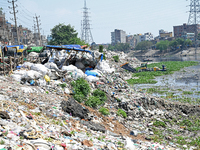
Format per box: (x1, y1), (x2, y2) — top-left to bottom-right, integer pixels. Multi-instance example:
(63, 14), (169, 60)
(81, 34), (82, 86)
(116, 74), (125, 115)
(44, 75), (50, 82)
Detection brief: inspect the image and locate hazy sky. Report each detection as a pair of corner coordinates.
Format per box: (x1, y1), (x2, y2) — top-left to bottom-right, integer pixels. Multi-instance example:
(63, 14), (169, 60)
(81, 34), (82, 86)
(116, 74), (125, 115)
(1, 0), (189, 44)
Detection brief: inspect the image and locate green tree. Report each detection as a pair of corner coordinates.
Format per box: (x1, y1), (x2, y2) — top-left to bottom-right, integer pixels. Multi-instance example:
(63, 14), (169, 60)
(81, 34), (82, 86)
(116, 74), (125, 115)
(135, 41), (153, 50)
(107, 43), (130, 52)
(99, 45), (103, 52)
(49, 23), (87, 45)
(156, 40), (170, 51)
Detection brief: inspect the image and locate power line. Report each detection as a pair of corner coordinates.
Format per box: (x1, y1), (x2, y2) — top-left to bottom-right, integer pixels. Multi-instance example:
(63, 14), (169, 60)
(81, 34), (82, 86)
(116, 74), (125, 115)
(8, 0), (20, 45)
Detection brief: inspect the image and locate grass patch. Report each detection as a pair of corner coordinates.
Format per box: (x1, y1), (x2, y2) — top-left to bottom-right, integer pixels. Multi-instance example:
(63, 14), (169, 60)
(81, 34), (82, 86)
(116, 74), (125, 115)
(127, 61), (198, 84)
(99, 107), (110, 116)
(153, 120), (166, 128)
(117, 109), (127, 118)
(182, 91), (193, 95)
(113, 55), (119, 62)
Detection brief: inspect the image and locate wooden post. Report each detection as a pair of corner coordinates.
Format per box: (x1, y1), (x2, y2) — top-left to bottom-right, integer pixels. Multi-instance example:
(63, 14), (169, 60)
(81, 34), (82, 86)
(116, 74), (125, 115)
(14, 53), (16, 70)
(2, 51), (5, 76)
(9, 56), (13, 73)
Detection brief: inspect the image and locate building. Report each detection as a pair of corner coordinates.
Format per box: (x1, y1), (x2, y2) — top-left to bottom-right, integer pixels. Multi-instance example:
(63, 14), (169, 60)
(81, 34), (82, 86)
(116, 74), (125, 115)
(111, 29), (126, 44)
(140, 32), (154, 42)
(173, 23), (200, 39)
(126, 35), (137, 48)
(0, 10), (12, 45)
(17, 25), (33, 45)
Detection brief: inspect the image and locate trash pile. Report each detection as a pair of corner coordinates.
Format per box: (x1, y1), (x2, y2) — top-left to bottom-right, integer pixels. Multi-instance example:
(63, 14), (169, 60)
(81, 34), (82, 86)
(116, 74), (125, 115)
(0, 47), (197, 150)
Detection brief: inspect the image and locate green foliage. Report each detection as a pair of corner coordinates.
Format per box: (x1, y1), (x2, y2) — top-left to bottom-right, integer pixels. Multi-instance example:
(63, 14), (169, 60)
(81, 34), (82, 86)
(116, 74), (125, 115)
(103, 52), (106, 60)
(99, 107), (110, 115)
(113, 55), (119, 62)
(135, 41), (153, 50)
(107, 43), (130, 52)
(99, 45), (103, 52)
(117, 109), (127, 118)
(182, 91), (193, 95)
(85, 96), (101, 108)
(71, 78), (90, 103)
(59, 83), (67, 88)
(153, 120), (166, 128)
(93, 89), (107, 102)
(127, 61), (198, 85)
(49, 23), (88, 45)
(71, 78), (90, 97)
(0, 139), (5, 145)
(156, 40), (170, 51)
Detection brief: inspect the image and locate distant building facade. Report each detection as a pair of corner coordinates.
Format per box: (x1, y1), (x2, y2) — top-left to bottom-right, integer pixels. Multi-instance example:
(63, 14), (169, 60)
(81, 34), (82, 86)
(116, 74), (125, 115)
(140, 32), (154, 42)
(111, 29), (127, 44)
(173, 23), (200, 40)
(126, 35), (137, 48)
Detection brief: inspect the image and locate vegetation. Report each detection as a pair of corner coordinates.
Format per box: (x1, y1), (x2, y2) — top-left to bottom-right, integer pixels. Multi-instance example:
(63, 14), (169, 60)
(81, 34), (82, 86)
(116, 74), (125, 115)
(135, 41), (153, 50)
(99, 45), (103, 52)
(127, 61), (198, 84)
(113, 55), (119, 62)
(182, 91), (193, 95)
(93, 89), (107, 102)
(71, 78), (90, 102)
(99, 107), (110, 115)
(155, 38), (192, 51)
(117, 109), (127, 118)
(59, 83), (67, 88)
(107, 43), (130, 52)
(153, 120), (166, 128)
(49, 23), (87, 45)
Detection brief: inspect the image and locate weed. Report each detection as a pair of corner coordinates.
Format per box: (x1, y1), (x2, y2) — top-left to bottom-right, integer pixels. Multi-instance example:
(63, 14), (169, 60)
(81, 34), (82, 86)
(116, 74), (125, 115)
(59, 83), (67, 88)
(153, 120), (166, 128)
(99, 107), (110, 115)
(182, 91), (193, 95)
(117, 109), (127, 118)
(113, 55), (119, 62)
(0, 140), (5, 145)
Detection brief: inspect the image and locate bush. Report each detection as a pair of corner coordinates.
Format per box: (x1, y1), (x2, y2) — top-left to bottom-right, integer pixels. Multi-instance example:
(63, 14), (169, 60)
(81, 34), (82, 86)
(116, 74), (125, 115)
(85, 96), (101, 108)
(71, 78), (90, 97)
(103, 52), (106, 60)
(59, 83), (67, 88)
(99, 45), (103, 52)
(71, 78), (90, 102)
(93, 89), (107, 103)
(99, 107), (110, 115)
(153, 120), (166, 128)
(73, 92), (86, 103)
(117, 109), (127, 118)
(113, 55), (119, 62)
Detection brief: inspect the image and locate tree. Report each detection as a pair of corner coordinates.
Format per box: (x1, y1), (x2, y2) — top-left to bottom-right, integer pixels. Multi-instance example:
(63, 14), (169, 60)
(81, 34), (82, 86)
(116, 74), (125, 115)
(99, 45), (103, 52)
(135, 41), (153, 50)
(49, 23), (87, 45)
(156, 40), (170, 51)
(107, 43), (130, 52)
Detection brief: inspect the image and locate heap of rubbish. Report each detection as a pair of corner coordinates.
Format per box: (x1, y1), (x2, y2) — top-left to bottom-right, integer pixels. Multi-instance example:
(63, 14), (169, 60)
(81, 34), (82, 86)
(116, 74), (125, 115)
(0, 44), (198, 150)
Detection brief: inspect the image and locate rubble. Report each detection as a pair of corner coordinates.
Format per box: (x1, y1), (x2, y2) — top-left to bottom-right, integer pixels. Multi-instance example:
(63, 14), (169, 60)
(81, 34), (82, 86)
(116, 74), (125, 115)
(0, 46), (198, 149)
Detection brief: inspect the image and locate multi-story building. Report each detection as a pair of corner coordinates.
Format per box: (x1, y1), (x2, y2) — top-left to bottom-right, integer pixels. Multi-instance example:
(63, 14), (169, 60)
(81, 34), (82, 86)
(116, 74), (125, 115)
(173, 23), (200, 39)
(126, 35), (137, 48)
(0, 10), (12, 45)
(17, 25), (33, 45)
(111, 29), (127, 44)
(140, 32), (154, 42)
(159, 29), (173, 39)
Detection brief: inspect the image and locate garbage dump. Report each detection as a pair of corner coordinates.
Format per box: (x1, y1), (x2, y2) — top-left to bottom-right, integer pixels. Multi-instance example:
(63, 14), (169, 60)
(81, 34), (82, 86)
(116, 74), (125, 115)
(0, 45), (198, 150)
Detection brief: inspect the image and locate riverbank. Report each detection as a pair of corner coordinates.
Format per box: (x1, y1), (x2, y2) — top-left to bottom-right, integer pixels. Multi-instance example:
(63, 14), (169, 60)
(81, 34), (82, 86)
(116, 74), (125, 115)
(127, 61), (199, 84)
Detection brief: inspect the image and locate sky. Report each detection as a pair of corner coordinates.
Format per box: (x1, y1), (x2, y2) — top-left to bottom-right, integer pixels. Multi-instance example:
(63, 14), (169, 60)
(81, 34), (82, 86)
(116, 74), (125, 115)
(0, 0), (189, 44)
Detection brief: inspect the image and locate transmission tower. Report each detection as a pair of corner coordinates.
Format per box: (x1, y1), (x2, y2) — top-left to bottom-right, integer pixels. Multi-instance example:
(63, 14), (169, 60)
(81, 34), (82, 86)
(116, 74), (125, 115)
(187, 0), (200, 56)
(81, 0), (94, 44)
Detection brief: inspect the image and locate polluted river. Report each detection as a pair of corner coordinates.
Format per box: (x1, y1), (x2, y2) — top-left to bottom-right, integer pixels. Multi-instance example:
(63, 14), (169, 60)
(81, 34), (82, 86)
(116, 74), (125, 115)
(135, 56), (200, 105)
